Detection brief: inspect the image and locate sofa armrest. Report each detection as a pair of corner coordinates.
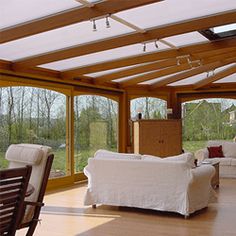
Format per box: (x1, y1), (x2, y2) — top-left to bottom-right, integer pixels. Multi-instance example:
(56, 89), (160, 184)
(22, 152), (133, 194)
(188, 165), (216, 209)
(195, 148), (208, 163)
(191, 165), (215, 182)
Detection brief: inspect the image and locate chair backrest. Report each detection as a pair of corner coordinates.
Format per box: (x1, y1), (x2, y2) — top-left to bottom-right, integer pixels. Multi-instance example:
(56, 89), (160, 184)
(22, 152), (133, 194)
(5, 144), (53, 225)
(0, 166), (32, 236)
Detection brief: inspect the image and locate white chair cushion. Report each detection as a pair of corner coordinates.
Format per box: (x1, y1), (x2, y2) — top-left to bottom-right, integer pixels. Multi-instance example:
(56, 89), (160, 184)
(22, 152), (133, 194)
(164, 152), (195, 168)
(6, 144), (43, 165)
(94, 149), (141, 160)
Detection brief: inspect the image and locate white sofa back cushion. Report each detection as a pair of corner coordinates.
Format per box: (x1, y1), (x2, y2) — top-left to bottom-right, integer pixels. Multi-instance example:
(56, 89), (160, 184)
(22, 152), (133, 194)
(6, 144), (43, 165)
(164, 153), (195, 168)
(141, 154), (162, 161)
(223, 142), (236, 157)
(94, 149), (142, 160)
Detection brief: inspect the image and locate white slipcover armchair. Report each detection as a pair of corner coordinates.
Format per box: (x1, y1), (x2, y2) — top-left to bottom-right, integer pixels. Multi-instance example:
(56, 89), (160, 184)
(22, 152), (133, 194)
(84, 151), (216, 217)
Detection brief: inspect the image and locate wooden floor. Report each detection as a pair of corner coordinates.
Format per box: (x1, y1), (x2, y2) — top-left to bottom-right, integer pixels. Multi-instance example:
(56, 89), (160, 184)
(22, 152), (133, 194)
(17, 178), (236, 236)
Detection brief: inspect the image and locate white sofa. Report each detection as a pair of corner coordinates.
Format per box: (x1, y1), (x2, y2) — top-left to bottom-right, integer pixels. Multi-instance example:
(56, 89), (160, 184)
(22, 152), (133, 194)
(195, 140), (236, 178)
(84, 150), (216, 217)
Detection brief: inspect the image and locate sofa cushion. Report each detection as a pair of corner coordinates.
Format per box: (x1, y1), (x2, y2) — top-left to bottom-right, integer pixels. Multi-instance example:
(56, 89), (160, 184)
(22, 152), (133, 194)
(141, 155), (162, 161)
(204, 158), (232, 166)
(5, 144), (43, 165)
(223, 142), (236, 157)
(207, 145), (224, 158)
(164, 153), (195, 168)
(94, 149), (142, 160)
(230, 158), (236, 166)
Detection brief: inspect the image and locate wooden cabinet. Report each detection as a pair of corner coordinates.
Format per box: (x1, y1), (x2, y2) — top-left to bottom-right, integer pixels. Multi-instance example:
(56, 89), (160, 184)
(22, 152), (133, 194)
(132, 119), (182, 157)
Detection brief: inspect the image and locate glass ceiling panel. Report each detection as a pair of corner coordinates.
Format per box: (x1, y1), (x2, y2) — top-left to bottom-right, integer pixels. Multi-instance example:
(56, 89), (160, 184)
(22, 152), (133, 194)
(163, 32), (208, 47)
(214, 74), (236, 83)
(168, 73), (206, 86)
(112, 71), (156, 83)
(0, 18), (134, 61)
(0, 0), (82, 29)
(115, 0), (236, 29)
(86, 63), (149, 77)
(86, 61), (165, 77)
(212, 23), (236, 33)
(39, 42), (169, 71)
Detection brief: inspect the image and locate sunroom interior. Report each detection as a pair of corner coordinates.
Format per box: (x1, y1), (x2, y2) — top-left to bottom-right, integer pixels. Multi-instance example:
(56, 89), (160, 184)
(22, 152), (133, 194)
(1, 0), (236, 235)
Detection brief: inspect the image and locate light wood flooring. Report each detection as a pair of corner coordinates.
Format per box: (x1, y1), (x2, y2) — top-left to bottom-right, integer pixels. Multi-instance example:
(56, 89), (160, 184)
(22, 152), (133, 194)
(17, 178), (236, 236)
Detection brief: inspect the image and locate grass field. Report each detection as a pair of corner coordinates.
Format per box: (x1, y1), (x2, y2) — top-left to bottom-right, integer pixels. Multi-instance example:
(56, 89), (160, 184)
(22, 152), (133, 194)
(0, 141), (209, 177)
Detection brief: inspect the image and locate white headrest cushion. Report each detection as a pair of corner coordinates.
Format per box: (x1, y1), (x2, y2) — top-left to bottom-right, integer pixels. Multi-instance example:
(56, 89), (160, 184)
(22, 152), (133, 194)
(6, 144), (43, 165)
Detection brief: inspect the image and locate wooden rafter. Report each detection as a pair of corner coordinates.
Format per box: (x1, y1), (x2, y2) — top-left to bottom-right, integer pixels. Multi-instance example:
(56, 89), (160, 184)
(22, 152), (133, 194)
(149, 58), (236, 90)
(14, 11), (236, 67)
(61, 38), (236, 77)
(0, 0), (159, 43)
(194, 64), (236, 89)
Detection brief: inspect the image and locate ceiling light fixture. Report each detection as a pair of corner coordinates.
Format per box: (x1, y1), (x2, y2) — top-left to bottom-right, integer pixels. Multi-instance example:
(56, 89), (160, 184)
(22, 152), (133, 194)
(141, 39), (159, 52)
(92, 19), (97, 32)
(143, 43), (146, 52)
(106, 16), (111, 28)
(154, 40), (159, 49)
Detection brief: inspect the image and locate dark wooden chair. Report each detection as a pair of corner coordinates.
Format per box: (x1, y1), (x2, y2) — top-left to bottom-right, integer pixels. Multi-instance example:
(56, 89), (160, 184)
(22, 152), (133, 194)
(18, 154), (54, 236)
(5, 144), (54, 236)
(0, 165), (32, 236)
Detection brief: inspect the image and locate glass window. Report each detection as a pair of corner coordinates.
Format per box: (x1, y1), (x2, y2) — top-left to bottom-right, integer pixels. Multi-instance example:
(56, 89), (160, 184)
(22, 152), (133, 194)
(131, 97), (167, 120)
(74, 95), (118, 172)
(182, 98), (236, 153)
(0, 87), (67, 179)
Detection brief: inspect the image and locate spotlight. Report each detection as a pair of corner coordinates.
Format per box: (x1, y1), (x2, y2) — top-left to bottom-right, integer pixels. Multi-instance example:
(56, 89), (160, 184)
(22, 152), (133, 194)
(154, 41), (159, 49)
(143, 43), (146, 52)
(92, 20), (97, 32)
(106, 16), (111, 28)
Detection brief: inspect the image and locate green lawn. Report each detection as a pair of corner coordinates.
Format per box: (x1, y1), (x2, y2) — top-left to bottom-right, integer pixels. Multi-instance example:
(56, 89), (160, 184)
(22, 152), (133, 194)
(182, 140), (207, 154)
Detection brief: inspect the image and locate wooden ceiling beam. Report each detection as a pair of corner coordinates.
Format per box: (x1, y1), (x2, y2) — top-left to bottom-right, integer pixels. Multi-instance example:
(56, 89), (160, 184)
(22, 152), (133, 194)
(0, 0), (159, 43)
(0, 68), (121, 92)
(61, 38), (236, 76)
(15, 11), (236, 67)
(194, 64), (236, 89)
(193, 47), (236, 59)
(150, 58), (236, 90)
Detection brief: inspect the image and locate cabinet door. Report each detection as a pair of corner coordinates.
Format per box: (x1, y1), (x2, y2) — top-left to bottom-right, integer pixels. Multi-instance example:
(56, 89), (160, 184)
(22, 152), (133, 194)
(139, 122), (164, 156)
(161, 121), (182, 157)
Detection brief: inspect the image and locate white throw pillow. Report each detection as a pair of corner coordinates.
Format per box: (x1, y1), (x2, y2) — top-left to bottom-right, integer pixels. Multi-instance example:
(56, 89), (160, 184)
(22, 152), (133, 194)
(141, 154), (162, 161)
(94, 149), (142, 160)
(164, 153), (195, 168)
